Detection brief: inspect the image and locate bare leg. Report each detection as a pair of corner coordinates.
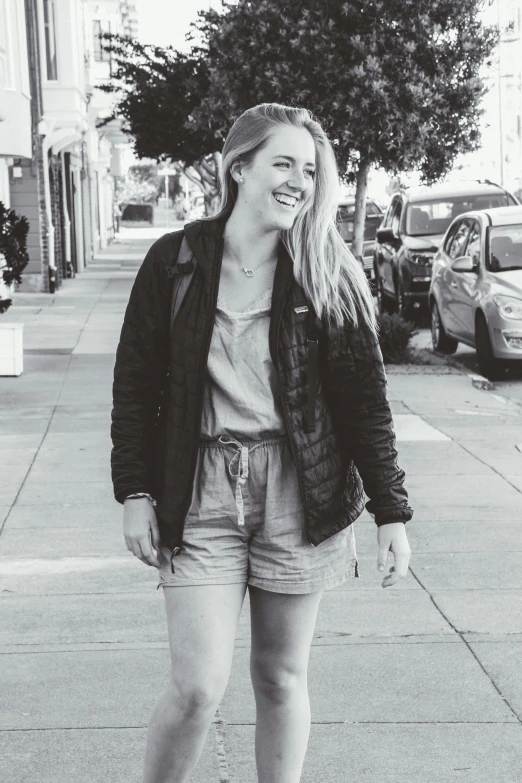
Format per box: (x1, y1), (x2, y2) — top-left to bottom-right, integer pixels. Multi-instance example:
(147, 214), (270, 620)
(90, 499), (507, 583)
(143, 583), (246, 783)
(249, 586), (323, 783)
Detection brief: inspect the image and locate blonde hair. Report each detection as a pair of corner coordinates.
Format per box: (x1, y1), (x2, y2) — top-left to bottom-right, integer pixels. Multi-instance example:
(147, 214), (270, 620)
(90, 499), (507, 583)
(215, 103), (376, 332)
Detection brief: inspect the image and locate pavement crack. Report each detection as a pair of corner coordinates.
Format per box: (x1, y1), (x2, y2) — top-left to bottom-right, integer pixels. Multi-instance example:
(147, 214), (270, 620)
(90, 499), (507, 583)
(457, 441), (522, 496)
(212, 708), (231, 783)
(1, 720), (518, 733)
(409, 567), (522, 724)
(215, 719), (519, 726)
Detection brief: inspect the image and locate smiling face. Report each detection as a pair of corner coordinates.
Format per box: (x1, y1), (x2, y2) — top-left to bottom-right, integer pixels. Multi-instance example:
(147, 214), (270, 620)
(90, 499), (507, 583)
(233, 124), (316, 232)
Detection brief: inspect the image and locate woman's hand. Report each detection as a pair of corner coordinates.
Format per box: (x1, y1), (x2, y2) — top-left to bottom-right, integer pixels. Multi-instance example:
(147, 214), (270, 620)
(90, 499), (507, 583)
(377, 522), (411, 588)
(123, 498), (161, 568)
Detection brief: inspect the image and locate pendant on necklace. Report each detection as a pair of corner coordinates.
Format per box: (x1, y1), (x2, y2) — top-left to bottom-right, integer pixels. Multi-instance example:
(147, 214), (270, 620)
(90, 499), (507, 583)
(242, 268), (255, 277)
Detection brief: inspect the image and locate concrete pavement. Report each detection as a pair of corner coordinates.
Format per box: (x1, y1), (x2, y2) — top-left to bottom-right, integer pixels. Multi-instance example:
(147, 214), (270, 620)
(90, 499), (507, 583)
(1, 226), (522, 782)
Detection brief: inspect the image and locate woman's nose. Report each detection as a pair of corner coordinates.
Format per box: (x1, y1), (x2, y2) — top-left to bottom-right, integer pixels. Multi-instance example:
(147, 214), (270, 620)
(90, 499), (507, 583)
(287, 170), (306, 190)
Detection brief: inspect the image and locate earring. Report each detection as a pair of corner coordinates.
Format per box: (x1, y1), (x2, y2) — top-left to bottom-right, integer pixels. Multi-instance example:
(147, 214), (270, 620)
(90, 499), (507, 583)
(239, 177), (243, 183)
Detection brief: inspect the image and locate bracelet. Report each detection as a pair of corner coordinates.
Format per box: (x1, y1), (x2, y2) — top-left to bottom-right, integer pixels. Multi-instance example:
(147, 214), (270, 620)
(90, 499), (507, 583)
(124, 493), (158, 508)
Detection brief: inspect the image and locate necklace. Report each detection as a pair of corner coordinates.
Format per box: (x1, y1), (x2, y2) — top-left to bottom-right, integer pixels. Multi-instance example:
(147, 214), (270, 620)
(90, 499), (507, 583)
(225, 240), (277, 277)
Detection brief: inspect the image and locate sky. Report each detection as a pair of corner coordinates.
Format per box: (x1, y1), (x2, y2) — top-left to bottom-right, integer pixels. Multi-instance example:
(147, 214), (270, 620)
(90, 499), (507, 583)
(136, 0), (221, 50)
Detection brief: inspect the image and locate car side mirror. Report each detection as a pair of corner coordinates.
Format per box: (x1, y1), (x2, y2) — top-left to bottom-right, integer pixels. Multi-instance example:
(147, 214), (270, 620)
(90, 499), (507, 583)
(377, 227), (397, 244)
(451, 255), (477, 273)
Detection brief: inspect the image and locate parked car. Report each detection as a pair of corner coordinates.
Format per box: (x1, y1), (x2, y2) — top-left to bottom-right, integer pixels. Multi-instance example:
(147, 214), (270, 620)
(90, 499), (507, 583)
(336, 197), (384, 287)
(429, 205), (522, 379)
(374, 181), (519, 319)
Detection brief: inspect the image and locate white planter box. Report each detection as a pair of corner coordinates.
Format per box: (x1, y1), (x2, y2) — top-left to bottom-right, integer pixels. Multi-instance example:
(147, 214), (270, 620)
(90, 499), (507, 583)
(0, 323), (23, 376)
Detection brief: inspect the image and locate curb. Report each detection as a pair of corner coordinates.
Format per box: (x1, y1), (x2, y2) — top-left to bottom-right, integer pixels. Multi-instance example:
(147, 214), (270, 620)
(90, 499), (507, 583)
(468, 373), (496, 391)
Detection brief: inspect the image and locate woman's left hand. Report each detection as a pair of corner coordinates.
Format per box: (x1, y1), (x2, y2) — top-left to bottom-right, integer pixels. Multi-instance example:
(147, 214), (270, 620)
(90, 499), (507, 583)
(376, 522), (411, 588)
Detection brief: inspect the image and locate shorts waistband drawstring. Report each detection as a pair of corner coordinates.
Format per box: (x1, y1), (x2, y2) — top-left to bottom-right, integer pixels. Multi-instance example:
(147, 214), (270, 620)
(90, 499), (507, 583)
(218, 435), (265, 526)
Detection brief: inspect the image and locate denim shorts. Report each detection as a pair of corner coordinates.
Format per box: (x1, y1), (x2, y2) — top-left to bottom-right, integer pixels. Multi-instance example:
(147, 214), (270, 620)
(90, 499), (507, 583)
(157, 433), (359, 594)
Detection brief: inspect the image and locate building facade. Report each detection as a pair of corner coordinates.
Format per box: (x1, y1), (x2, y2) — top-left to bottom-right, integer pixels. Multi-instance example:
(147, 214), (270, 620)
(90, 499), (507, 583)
(457, 0), (522, 198)
(2, 0), (136, 293)
(0, 0), (32, 204)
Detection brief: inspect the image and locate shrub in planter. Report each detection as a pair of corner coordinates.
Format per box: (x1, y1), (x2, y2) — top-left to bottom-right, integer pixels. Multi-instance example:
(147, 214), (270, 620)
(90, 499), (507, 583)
(377, 311), (417, 364)
(0, 202), (29, 375)
(0, 201), (29, 314)
(121, 203), (153, 223)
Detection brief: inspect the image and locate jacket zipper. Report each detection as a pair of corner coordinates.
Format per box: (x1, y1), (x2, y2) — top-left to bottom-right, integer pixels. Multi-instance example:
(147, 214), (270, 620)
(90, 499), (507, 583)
(275, 292), (315, 547)
(174, 237), (225, 555)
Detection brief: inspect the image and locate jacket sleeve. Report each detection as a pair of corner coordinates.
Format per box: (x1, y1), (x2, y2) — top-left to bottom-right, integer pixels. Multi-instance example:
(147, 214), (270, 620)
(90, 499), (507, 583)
(110, 241), (170, 504)
(323, 321), (413, 526)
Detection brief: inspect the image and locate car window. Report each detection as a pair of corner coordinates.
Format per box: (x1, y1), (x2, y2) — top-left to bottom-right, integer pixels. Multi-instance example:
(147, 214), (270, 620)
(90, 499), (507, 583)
(405, 193), (514, 237)
(337, 204), (355, 220)
(443, 221), (461, 254)
(336, 201), (384, 243)
(391, 200), (402, 235)
(382, 199), (397, 228)
(336, 200), (382, 221)
(465, 222), (481, 266)
(488, 224), (522, 272)
(448, 220), (472, 260)
(366, 201), (383, 216)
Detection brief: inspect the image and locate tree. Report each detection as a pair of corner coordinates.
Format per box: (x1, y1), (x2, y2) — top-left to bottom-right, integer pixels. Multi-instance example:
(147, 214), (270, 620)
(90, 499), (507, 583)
(99, 35), (221, 213)
(196, 0), (497, 258)
(103, 1), (496, 250)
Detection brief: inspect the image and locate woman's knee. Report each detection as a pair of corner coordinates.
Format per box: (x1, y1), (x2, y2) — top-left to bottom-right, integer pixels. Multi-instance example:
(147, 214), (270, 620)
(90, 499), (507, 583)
(250, 657), (308, 705)
(167, 675), (226, 718)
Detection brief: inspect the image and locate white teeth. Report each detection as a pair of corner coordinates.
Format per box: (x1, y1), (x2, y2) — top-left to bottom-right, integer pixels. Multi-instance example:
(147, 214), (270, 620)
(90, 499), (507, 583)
(274, 194), (297, 207)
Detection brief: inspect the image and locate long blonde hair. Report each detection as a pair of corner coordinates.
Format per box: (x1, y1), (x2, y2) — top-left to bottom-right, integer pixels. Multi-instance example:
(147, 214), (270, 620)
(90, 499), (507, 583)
(215, 103), (376, 332)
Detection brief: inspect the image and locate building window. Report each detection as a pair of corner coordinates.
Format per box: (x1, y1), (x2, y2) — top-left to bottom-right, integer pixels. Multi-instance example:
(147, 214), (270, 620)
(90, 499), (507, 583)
(43, 0), (58, 80)
(93, 20), (111, 63)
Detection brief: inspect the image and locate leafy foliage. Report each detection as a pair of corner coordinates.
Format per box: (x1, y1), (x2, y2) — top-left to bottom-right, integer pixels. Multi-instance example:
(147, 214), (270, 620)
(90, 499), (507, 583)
(115, 163), (182, 206)
(0, 202), (30, 314)
(99, 35), (216, 164)
(103, 1), (496, 232)
(198, 0), (496, 182)
(377, 311), (417, 364)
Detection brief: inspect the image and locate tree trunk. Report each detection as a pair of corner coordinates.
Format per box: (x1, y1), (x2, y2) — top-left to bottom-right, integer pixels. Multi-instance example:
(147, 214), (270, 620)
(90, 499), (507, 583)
(189, 158), (220, 216)
(352, 159), (371, 264)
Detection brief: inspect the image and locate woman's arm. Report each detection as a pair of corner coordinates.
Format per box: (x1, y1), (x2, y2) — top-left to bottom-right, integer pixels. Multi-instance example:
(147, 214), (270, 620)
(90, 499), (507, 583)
(323, 321), (413, 527)
(111, 240), (170, 504)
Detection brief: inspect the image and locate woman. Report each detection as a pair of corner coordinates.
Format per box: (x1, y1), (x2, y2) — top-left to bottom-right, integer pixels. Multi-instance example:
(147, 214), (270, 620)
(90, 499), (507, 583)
(111, 103), (412, 783)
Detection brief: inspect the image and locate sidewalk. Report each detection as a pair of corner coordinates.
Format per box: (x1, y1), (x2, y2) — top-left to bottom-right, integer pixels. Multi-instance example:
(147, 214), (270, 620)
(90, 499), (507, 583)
(1, 228), (522, 783)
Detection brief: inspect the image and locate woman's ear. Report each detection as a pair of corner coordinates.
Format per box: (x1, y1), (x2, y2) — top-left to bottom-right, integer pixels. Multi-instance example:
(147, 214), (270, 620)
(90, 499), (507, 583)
(230, 161), (243, 184)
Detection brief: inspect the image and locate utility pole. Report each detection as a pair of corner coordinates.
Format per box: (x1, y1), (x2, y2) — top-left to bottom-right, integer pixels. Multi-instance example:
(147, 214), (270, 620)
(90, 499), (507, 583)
(497, 0), (504, 186)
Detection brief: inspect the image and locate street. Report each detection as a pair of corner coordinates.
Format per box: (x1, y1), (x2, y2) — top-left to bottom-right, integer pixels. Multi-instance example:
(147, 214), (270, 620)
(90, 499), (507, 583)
(1, 226), (522, 782)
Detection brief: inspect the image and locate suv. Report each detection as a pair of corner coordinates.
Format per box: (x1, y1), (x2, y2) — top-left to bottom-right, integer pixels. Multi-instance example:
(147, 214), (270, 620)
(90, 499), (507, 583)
(374, 181), (519, 318)
(336, 197), (384, 288)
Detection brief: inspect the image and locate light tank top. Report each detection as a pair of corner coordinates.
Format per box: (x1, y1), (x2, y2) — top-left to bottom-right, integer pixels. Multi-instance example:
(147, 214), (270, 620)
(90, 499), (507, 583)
(200, 287), (286, 440)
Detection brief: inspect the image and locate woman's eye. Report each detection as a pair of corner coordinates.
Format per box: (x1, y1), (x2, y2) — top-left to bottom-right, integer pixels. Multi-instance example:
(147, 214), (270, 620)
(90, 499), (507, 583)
(276, 162), (315, 178)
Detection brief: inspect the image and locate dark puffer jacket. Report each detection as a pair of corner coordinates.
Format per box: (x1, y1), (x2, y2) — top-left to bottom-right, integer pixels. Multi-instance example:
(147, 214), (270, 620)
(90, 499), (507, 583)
(111, 214), (413, 552)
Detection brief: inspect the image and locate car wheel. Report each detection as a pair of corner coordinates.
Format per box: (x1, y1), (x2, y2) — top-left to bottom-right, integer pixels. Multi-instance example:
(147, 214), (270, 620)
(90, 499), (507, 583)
(431, 301), (458, 354)
(475, 314), (504, 381)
